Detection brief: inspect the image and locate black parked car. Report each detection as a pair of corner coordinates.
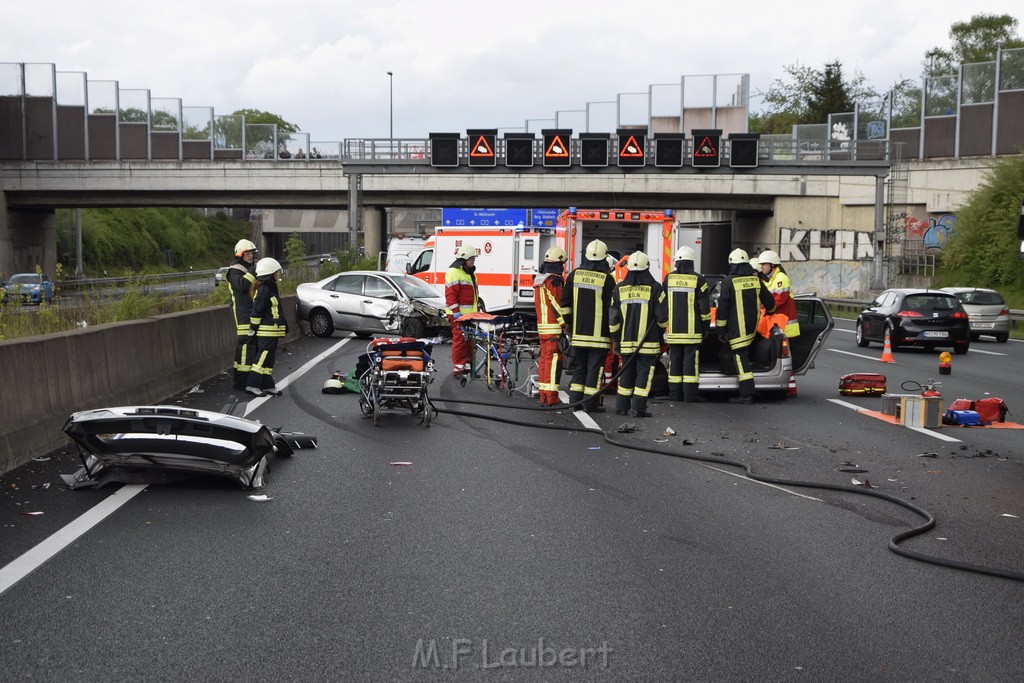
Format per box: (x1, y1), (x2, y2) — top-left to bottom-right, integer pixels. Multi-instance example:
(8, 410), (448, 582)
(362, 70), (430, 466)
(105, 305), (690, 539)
(856, 288), (971, 354)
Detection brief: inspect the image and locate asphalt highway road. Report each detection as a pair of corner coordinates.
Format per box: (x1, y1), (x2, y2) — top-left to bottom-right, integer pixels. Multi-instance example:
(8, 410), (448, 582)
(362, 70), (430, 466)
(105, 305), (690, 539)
(2, 320), (1023, 680)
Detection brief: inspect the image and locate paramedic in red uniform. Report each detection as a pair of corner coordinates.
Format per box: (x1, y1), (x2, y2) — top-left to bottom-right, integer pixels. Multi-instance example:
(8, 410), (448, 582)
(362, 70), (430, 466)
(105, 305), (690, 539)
(445, 244), (479, 376)
(532, 246), (568, 405)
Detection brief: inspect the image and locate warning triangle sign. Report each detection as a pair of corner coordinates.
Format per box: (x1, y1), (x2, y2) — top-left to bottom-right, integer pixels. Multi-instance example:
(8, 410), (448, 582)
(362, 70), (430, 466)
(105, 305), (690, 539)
(545, 135), (569, 157)
(694, 136), (718, 157)
(470, 135), (494, 157)
(619, 135), (644, 157)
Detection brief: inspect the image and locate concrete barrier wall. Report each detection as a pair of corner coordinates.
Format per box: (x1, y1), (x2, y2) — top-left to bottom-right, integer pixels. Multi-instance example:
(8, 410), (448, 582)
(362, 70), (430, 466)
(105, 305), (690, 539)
(0, 296), (304, 474)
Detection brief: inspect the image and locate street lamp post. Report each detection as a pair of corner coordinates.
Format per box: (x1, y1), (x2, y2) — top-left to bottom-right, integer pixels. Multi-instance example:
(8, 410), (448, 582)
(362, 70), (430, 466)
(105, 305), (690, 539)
(386, 71), (394, 143)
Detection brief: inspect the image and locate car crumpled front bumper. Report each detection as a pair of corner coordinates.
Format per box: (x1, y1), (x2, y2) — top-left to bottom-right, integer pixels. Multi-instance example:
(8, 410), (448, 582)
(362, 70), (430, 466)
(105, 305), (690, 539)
(61, 406), (317, 489)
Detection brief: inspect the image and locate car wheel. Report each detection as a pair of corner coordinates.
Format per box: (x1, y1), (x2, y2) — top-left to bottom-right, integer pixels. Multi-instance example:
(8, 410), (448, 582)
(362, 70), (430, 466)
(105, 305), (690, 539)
(354, 331), (373, 339)
(885, 323), (901, 351)
(953, 341), (970, 355)
(970, 333), (980, 342)
(995, 333), (1009, 343)
(855, 321), (870, 347)
(401, 317), (426, 339)
(309, 309), (335, 338)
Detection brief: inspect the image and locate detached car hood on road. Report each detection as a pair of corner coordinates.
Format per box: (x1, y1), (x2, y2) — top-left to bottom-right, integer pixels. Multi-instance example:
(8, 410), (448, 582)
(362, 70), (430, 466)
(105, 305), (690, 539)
(61, 406), (316, 489)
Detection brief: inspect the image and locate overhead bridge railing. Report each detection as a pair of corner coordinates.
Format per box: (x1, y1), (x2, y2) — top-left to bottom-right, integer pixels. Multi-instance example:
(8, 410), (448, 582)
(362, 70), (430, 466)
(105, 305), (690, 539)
(56, 270), (218, 294)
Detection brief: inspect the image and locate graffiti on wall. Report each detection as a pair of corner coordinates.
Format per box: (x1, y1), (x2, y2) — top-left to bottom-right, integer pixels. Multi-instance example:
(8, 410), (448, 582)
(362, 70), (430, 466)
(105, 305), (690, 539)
(787, 260), (870, 299)
(904, 214), (956, 250)
(779, 228), (874, 262)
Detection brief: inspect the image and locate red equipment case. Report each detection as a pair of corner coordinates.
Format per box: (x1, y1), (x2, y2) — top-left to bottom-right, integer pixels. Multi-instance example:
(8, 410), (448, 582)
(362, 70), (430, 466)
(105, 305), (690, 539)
(838, 373), (887, 396)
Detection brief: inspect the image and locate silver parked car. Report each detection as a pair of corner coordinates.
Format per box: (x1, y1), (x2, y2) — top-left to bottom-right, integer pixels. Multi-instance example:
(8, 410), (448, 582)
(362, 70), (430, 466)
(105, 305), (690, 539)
(940, 287), (1011, 343)
(296, 270), (448, 339)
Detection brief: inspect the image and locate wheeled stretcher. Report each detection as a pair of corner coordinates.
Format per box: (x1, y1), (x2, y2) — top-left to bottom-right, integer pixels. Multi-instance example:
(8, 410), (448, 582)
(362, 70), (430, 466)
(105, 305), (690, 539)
(357, 337), (435, 427)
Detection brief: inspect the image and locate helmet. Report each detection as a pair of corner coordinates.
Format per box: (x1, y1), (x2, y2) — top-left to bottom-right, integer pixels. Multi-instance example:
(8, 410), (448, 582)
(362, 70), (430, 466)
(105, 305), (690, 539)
(322, 378), (344, 394)
(455, 244), (477, 260)
(749, 257), (761, 271)
(758, 249), (781, 266)
(544, 246), (568, 263)
(626, 251), (650, 271)
(234, 239), (257, 257)
(675, 246), (697, 261)
(255, 257), (283, 278)
(585, 239), (608, 261)
(728, 248), (749, 264)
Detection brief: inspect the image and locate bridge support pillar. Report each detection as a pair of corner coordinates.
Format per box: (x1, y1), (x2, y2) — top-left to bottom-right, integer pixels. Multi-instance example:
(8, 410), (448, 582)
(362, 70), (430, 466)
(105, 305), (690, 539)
(872, 175), (886, 290)
(0, 193), (57, 279)
(361, 208), (383, 259)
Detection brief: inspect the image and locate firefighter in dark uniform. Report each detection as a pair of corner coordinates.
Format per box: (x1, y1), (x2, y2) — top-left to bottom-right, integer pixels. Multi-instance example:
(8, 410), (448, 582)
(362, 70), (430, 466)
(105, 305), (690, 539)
(558, 239), (615, 413)
(228, 239), (258, 390)
(715, 248), (776, 404)
(246, 257), (288, 397)
(533, 246), (568, 405)
(608, 251), (668, 418)
(663, 245), (711, 403)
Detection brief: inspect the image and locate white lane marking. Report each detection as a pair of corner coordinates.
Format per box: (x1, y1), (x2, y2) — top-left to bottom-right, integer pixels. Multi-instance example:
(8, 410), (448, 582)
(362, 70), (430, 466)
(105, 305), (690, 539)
(564, 391), (819, 502)
(698, 464), (823, 502)
(829, 348), (886, 361)
(0, 336), (351, 597)
(0, 485), (147, 595)
(828, 398), (961, 443)
(833, 328), (856, 334)
(242, 337), (351, 417)
(966, 348), (1007, 356)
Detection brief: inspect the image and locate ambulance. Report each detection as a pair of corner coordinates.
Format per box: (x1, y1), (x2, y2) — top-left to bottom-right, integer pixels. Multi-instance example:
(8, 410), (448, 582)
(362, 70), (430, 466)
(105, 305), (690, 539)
(557, 208), (679, 278)
(406, 225), (558, 313)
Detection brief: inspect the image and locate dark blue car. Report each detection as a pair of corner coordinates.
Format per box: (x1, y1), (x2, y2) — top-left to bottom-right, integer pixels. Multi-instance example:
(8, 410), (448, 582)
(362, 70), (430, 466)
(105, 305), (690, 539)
(2, 273), (55, 305)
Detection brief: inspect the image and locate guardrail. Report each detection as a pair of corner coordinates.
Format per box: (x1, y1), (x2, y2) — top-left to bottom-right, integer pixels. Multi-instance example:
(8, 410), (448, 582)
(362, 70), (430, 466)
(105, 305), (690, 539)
(56, 269), (218, 292)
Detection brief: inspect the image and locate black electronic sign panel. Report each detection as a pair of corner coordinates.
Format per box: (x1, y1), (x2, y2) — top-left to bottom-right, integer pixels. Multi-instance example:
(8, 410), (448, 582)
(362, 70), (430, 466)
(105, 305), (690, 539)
(504, 133), (535, 168)
(467, 129), (496, 167)
(542, 129), (572, 167)
(691, 129), (721, 168)
(429, 133), (460, 167)
(729, 133), (760, 169)
(654, 134), (685, 168)
(579, 133), (610, 168)
(616, 128), (646, 168)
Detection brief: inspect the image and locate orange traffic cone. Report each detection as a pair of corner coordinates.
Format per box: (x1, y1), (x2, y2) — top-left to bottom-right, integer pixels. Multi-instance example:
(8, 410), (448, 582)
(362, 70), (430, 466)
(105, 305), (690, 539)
(787, 377), (798, 396)
(879, 330), (896, 363)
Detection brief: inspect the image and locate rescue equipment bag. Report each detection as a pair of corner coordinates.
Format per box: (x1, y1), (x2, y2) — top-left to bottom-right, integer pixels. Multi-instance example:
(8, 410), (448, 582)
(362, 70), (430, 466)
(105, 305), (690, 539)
(947, 397), (1008, 423)
(942, 409), (983, 426)
(838, 373), (887, 396)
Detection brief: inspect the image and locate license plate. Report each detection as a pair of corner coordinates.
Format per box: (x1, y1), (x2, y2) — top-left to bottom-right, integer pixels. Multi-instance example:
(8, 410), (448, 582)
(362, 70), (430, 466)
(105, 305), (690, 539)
(921, 331), (949, 338)
(974, 322), (994, 329)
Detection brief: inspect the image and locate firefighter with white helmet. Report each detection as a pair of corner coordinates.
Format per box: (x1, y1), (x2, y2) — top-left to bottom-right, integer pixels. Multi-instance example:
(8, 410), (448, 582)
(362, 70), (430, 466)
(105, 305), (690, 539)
(533, 246), (568, 405)
(245, 257), (287, 397)
(445, 243), (480, 376)
(558, 239), (615, 413)
(758, 249), (800, 339)
(227, 238), (258, 390)
(663, 245), (712, 403)
(608, 251), (668, 417)
(716, 248), (775, 403)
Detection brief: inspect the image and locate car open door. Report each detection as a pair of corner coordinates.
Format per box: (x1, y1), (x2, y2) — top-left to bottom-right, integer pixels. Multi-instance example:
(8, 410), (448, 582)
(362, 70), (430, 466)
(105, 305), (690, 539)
(361, 274), (401, 332)
(790, 297), (835, 375)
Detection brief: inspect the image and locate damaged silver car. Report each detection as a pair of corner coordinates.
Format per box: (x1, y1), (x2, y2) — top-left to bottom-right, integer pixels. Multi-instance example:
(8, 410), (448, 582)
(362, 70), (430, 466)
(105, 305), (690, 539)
(61, 406), (316, 489)
(296, 270), (449, 339)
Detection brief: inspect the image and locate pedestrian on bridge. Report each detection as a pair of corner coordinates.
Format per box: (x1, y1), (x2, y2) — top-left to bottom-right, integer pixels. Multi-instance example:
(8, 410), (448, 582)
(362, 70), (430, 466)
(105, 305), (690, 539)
(228, 239), (258, 390)
(559, 239), (615, 414)
(445, 244), (479, 376)
(663, 246), (712, 403)
(246, 258), (288, 397)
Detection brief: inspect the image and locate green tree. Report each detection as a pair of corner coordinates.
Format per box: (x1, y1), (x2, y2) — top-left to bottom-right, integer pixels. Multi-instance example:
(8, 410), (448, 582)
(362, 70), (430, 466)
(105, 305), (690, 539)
(752, 60), (879, 132)
(232, 109), (299, 134)
(283, 232), (308, 280)
(924, 13), (1024, 76)
(936, 154), (1024, 302)
(805, 62), (857, 123)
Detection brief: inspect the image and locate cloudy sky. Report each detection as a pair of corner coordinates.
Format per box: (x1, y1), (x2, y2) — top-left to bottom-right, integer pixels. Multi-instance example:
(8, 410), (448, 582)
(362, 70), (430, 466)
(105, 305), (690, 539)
(3, 0), (1021, 141)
